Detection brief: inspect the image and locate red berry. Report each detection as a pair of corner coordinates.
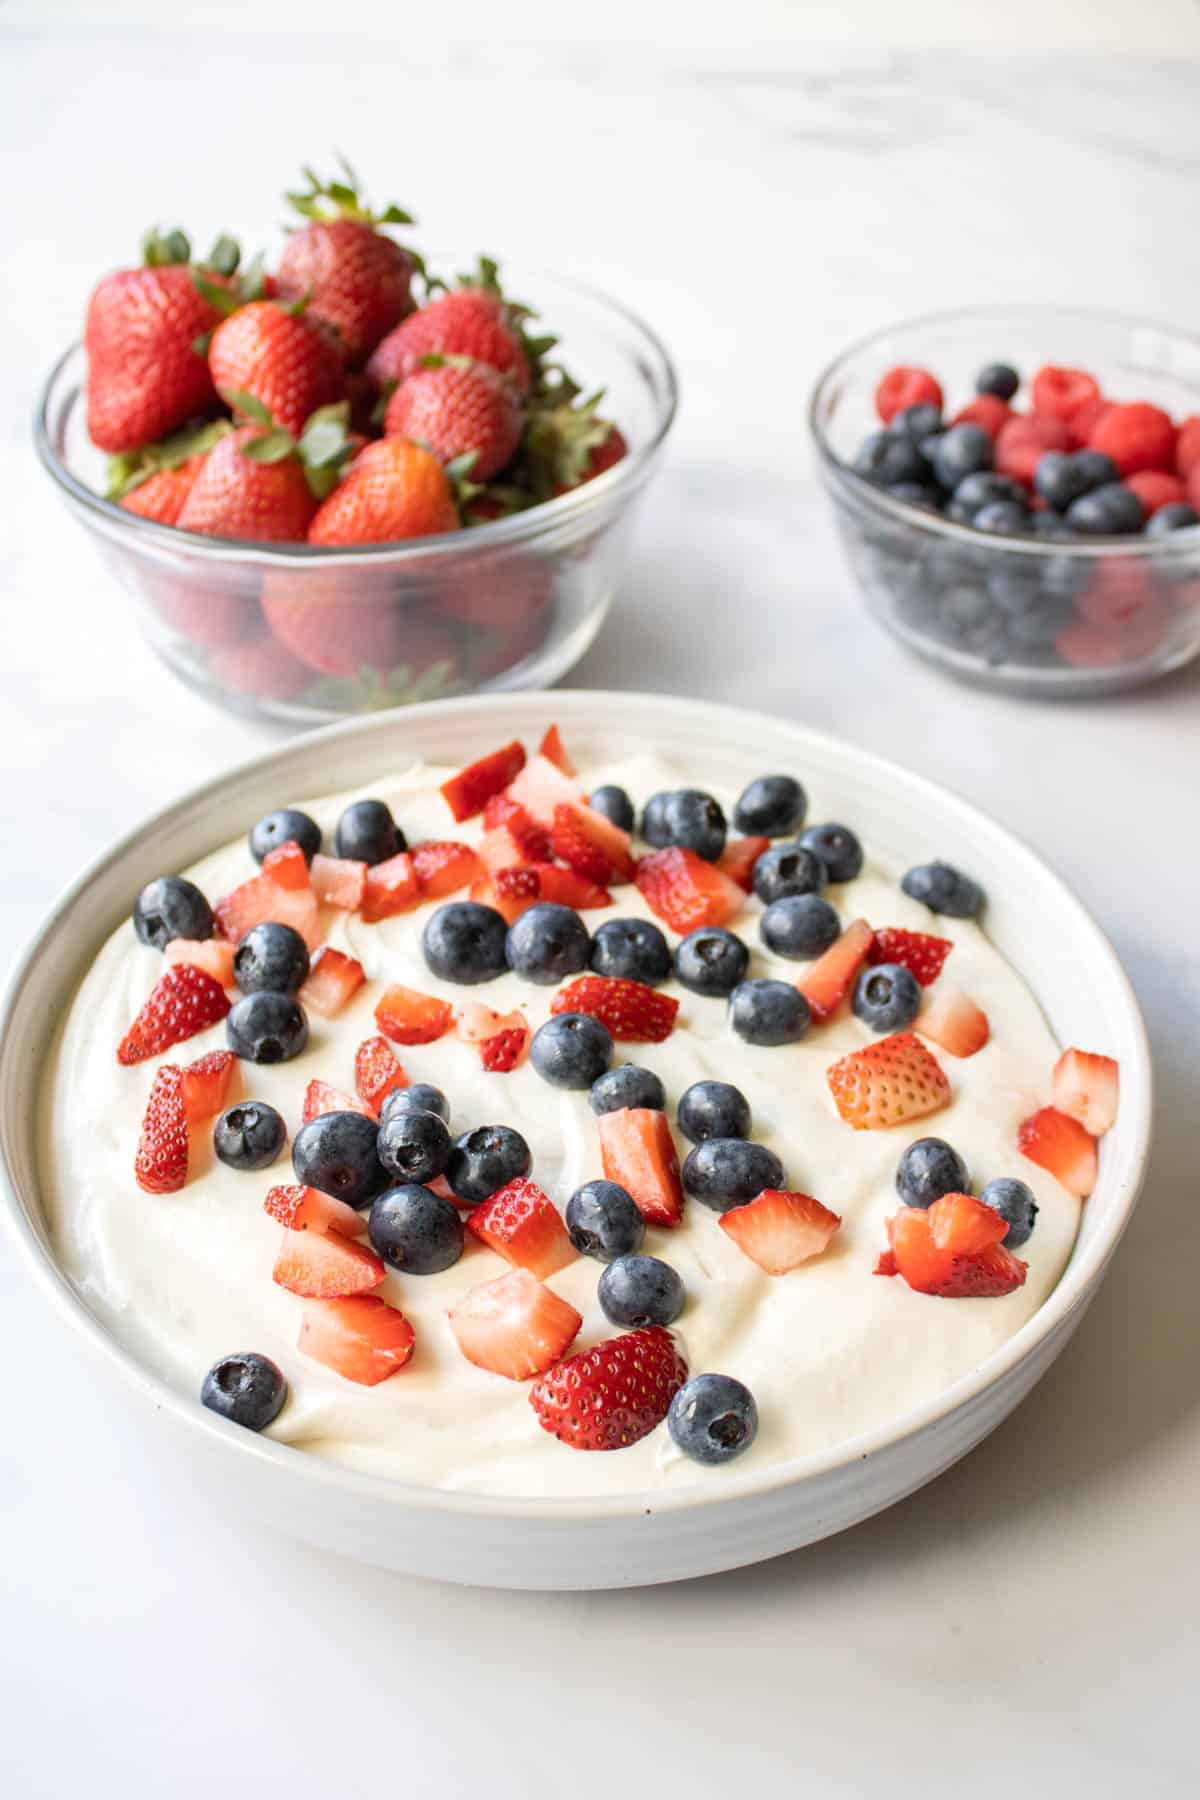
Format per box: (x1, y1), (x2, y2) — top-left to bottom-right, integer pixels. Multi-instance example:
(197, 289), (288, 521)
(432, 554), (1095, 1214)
(1176, 415), (1200, 479)
(865, 926), (952, 988)
(134, 1064), (188, 1194)
(179, 1048), (237, 1122)
(466, 1177), (576, 1279)
(716, 835), (770, 892)
(550, 802), (636, 885)
(719, 1189), (841, 1274)
(874, 366), (943, 426)
(796, 918), (874, 1023)
(118, 963), (231, 1066)
(635, 847), (744, 935)
(299, 947), (365, 1020)
(1030, 365), (1100, 423)
(551, 975), (679, 1043)
(1017, 1105), (1097, 1198)
(504, 752), (586, 827)
(951, 395), (1011, 437)
(164, 937), (236, 986)
(264, 1182), (367, 1238)
(272, 1227), (385, 1298)
(598, 1106), (683, 1227)
(359, 852), (418, 922)
(354, 1036), (408, 1111)
(826, 1031), (951, 1131)
(302, 1078), (376, 1123)
(297, 1295), (415, 1385)
(529, 1326), (688, 1451)
(1089, 401), (1177, 476)
(1052, 1047), (1120, 1137)
(1125, 469), (1186, 516)
(916, 984), (990, 1058)
(538, 723), (575, 774)
(384, 360), (523, 482)
(309, 854), (368, 910)
(410, 840), (483, 899)
(374, 983), (455, 1046)
(994, 413), (1071, 486)
(455, 1002), (531, 1072)
(440, 740), (527, 823)
(480, 794), (552, 861)
(448, 1270), (582, 1381)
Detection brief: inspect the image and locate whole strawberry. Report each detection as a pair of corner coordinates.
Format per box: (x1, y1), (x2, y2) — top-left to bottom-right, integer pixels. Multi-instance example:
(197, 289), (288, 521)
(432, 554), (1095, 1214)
(209, 299), (344, 437)
(367, 278), (531, 396)
(384, 358), (523, 481)
(277, 161), (417, 367)
(120, 457), (207, 527)
(308, 437), (459, 544)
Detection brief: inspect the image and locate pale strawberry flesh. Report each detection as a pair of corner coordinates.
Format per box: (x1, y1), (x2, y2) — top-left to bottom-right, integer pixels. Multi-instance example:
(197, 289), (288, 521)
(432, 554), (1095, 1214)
(448, 1269), (582, 1379)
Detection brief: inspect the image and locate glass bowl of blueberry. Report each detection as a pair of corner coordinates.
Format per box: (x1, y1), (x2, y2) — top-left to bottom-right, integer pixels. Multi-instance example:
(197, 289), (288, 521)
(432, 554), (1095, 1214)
(808, 305), (1200, 695)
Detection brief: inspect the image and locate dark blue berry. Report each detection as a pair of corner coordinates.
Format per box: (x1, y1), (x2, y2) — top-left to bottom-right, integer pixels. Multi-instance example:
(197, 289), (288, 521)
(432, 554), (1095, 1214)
(885, 482), (941, 511)
(853, 431), (927, 487)
(589, 1065), (666, 1116)
(133, 876), (214, 950)
(660, 789), (727, 861)
(445, 1125), (531, 1204)
(733, 774), (806, 837)
(973, 500), (1030, 536)
(423, 901), (509, 984)
(233, 921), (310, 995)
(888, 402), (943, 443)
(598, 1254), (685, 1328)
(1146, 501), (1200, 537)
(976, 363), (1019, 401)
(201, 1352), (287, 1431)
(678, 1080), (750, 1144)
(673, 926), (750, 998)
(368, 1185), (464, 1275)
(640, 791), (673, 846)
(335, 798), (403, 865)
(853, 962), (921, 1032)
(980, 1176), (1039, 1248)
(901, 860), (984, 918)
(1066, 483), (1145, 536)
(505, 903), (591, 985)
(249, 808), (321, 865)
(1070, 450), (1120, 492)
(952, 471), (1027, 518)
(1032, 512), (1078, 542)
(565, 1179), (645, 1261)
(896, 1137), (969, 1209)
(752, 843), (825, 904)
(213, 1101), (286, 1172)
(589, 785), (635, 832)
(668, 1373), (758, 1464)
(226, 991), (308, 1064)
(292, 1110), (385, 1207)
(1034, 451), (1093, 512)
(728, 979), (810, 1046)
(589, 917), (672, 986)
(798, 823), (863, 883)
(683, 1138), (784, 1211)
(377, 1108), (452, 1185)
(529, 1013), (613, 1089)
(930, 423), (992, 491)
(381, 1083), (449, 1126)
(760, 893), (840, 960)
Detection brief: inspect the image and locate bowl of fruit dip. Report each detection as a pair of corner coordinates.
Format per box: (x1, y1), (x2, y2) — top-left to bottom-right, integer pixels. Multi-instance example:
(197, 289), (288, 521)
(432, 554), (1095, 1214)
(808, 304), (1200, 696)
(0, 693), (1151, 1588)
(33, 163), (677, 725)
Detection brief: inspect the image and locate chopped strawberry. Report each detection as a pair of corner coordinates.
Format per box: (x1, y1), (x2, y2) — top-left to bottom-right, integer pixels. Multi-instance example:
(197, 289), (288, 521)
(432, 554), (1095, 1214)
(411, 839), (483, 899)
(933, 1242), (1029, 1297)
(448, 1269), (582, 1380)
(1052, 1048), (1120, 1136)
(635, 847), (744, 934)
(297, 1294), (415, 1385)
(440, 739), (528, 823)
(298, 946), (365, 1019)
(213, 871), (322, 951)
(551, 802), (636, 884)
(455, 1001), (531, 1072)
(477, 826), (532, 872)
(927, 1191), (1009, 1256)
(538, 722), (576, 775)
(466, 1177), (576, 1278)
(866, 927), (952, 988)
(917, 984), (990, 1058)
(118, 963), (231, 1066)
(354, 1035), (408, 1111)
(796, 918), (874, 1023)
(164, 937), (236, 986)
(134, 1064), (188, 1193)
(374, 983), (455, 1046)
(480, 794), (552, 861)
(302, 1078), (377, 1123)
(885, 1204), (1026, 1296)
(359, 851), (418, 923)
(885, 1205), (948, 1293)
(261, 840), (310, 891)
(598, 1106), (683, 1226)
(1017, 1106), (1098, 1198)
(309, 853), (367, 909)
(531, 864), (611, 909)
(264, 1182), (367, 1238)
(505, 752), (586, 827)
(529, 1325), (688, 1451)
(719, 1189), (841, 1274)
(272, 1226), (385, 1298)
(717, 835), (770, 892)
(874, 1248), (899, 1277)
(469, 868), (542, 926)
(551, 975), (678, 1043)
(180, 1048), (237, 1122)
(827, 1031), (951, 1130)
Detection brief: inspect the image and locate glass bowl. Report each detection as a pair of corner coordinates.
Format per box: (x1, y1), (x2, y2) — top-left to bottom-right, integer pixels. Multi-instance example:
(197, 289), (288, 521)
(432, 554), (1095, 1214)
(35, 265), (678, 726)
(808, 305), (1200, 697)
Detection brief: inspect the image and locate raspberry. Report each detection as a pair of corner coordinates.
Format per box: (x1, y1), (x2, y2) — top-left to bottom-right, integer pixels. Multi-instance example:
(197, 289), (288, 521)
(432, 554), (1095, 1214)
(1065, 394), (1112, 449)
(1176, 415), (1200, 479)
(1125, 470), (1186, 517)
(1030, 365), (1100, 423)
(1089, 401), (1176, 476)
(993, 413), (1071, 486)
(874, 366), (943, 426)
(951, 394), (1011, 437)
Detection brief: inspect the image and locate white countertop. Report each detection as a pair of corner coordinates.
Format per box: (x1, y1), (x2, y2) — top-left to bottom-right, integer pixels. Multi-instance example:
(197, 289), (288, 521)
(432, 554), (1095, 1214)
(2, 13), (1199, 1796)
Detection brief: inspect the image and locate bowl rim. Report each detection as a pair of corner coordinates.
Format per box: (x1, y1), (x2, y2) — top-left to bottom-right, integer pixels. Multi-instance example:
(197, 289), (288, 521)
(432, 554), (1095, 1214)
(33, 262), (680, 565)
(0, 689), (1153, 1522)
(806, 300), (1200, 560)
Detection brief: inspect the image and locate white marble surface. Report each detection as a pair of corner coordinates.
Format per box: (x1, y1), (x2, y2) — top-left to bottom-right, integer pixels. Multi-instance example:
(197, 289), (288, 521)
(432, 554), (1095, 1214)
(3, 15), (1200, 1797)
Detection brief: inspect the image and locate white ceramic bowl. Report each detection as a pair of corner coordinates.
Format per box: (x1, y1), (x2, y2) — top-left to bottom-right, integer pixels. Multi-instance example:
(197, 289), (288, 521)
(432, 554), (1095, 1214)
(0, 692), (1152, 1588)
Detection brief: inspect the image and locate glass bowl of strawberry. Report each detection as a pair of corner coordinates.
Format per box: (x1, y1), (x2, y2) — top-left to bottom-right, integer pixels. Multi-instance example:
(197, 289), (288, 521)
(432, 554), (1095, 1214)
(808, 304), (1200, 695)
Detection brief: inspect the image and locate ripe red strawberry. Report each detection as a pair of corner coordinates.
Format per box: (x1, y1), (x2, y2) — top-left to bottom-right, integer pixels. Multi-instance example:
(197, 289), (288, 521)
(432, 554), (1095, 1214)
(951, 395), (1011, 437)
(302, 1078), (376, 1123)
(264, 1182), (367, 1238)
(826, 1031), (951, 1130)
(531, 864), (612, 910)
(995, 413), (1071, 486)
(360, 851), (419, 922)
(468, 868), (541, 927)
(277, 164), (416, 366)
(635, 847), (744, 935)
(529, 1325), (688, 1452)
(262, 840), (309, 891)
(1177, 415), (1200, 478)
(538, 723), (575, 774)
(118, 963), (231, 1065)
(504, 752), (585, 826)
(308, 437), (459, 544)
(931, 1242), (1030, 1298)
(1125, 469), (1185, 516)
(866, 926), (952, 987)
(917, 984), (990, 1058)
(259, 569), (452, 679)
(209, 300), (344, 438)
(120, 456), (208, 526)
(85, 245), (223, 452)
(1031, 365), (1101, 422)
(1090, 401), (1177, 476)
(440, 740), (527, 823)
(385, 359), (523, 482)
(272, 1225), (384, 1298)
(179, 1048), (237, 1122)
(455, 1002), (531, 1072)
(466, 1177), (576, 1278)
(1017, 1105), (1098, 1198)
(717, 835), (770, 893)
(551, 802), (635, 884)
(1052, 1048), (1119, 1136)
(297, 1295), (415, 1385)
(551, 975), (679, 1043)
(367, 285), (531, 396)
(374, 983), (455, 1046)
(309, 854), (368, 910)
(164, 937), (236, 986)
(885, 1204), (1027, 1297)
(176, 426), (320, 543)
(299, 947), (365, 1019)
(134, 1064), (188, 1193)
(1065, 393), (1113, 449)
(598, 1106), (683, 1227)
(797, 919), (875, 1023)
(208, 633), (312, 702)
(927, 1191), (1008, 1257)
(874, 365), (943, 425)
(213, 861), (322, 951)
(575, 424), (627, 485)
(480, 792), (551, 859)
(410, 840), (483, 899)
(355, 1036), (408, 1111)
(448, 1269), (582, 1380)
(719, 1188), (841, 1274)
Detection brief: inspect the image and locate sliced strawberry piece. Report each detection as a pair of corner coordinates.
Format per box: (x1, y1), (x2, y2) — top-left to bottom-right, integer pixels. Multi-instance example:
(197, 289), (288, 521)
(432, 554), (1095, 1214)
(360, 851), (418, 923)
(598, 1106), (683, 1227)
(797, 918), (874, 1023)
(866, 927), (952, 987)
(448, 1269), (582, 1380)
(180, 1048), (237, 1123)
(635, 847), (744, 934)
(354, 1035), (409, 1111)
(874, 1248), (899, 1277)
(441, 740), (528, 823)
(213, 871), (323, 952)
(505, 752), (586, 827)
(299, 946), (366, 1019)
(374, 983), (455, 1046)
(551, 975), (678, 1043)
(529, 1325), (688, 1451)
(134, 1064), (188, 1193)
(885, 1206), (1027, 1297)
(466, 1177), (576, 1278)
(455, 1001), (530, 1072)
(551, 802), (635, 884)
(826, 1031), (951, 1130)
(719, 1189), (841, 1274)
(1052, 1048), (1120, 1136)
(886, 1205), (948, 1293)
(411, 839), (483, 899)
(118, 963), (231, 1066)
(531, 864), (611, 909)
(481, 794), (552, 861)
(934, 1242), (1028, 1297)
(927, 1191), (1009, 1256)
(477, 826), (531, 872)
(309, 853), (367, 910)
(302, 1078), (377, 1124)
(1017, 1106), (1098, 1198)
(264, 1182), (367, 1238)
(297, 1294), (415, 1385)
(272, 1226), (385, 1298)
(917, 984), (990, 1058)
(538, 722), (575, 775)
(261, 840), (310, 891)
(717, 835), (770, 893)
(164, 937), (236, 986)
(469, 868), (541, 926)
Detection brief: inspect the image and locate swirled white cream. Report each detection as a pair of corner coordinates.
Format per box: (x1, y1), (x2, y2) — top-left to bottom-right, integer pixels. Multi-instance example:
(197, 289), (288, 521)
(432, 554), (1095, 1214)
(42, 752), (1079, 1499)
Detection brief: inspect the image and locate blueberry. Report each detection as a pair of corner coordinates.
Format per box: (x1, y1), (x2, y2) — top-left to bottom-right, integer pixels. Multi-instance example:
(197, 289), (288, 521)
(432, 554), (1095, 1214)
(1031, 512), (1078, 542)
(760, 893), (840, 960)
(423, 901), (509, 984)
(226, 991), (308, 1064)
(529, 1013), (613, 1089)
(853, 962), (921, 1032)
(381, 1082), (450, 1126)
(888, 402), (943, 443)
(798, 822), (863, 883)
(678, 1080), (751, 1144)
(1066, 482), (1145, 536)
(973, 500), (1030, 537)
(589, 784), (635, 832)
(930, 423), (992, 491)
(368, 1184), (464, 1275)
(249, 808), (321, 866)
(377, 1107), (452, 1185)
(640, 791), (673, 846)
(213, 1101), (286, 1171)
(1070, 450), (1120, 492)
(683, 1139), (784, 1211)
(335, 798), (403, 865)
(896, 1136), (969, 1208)
(753, 843), (825, 904)
(201, 1352), (287, 1432)
(589, 917), (672, 986)
(133, 876), (214, 950)
(728, 979), (810, 1046)
(292, 1110), (385, 1207)
(566, 1179), (645, 1261)
(980, 1176), (1039, 1248)
(445, 1125), (531, 1205)
(733, 774), (806, 837)
(885, 482), (941, 511)
(668, 1374), (758, 1465)
(505, 903), (591, 985)
(589, 1065), (666, 1116)
(901, 860), (984, 918)
(598, 1254), (686, 1328)
(1033, 451), (1092, 513)
(975, 363), (1019, 401)
(853, 431), (926, 487)
(233, 921), (310, 995)
(1146, 501), (1200, 536)
(952, 472), (1027, 518)
(660, 789), (727, 861)
(673, 926), (750, 998)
